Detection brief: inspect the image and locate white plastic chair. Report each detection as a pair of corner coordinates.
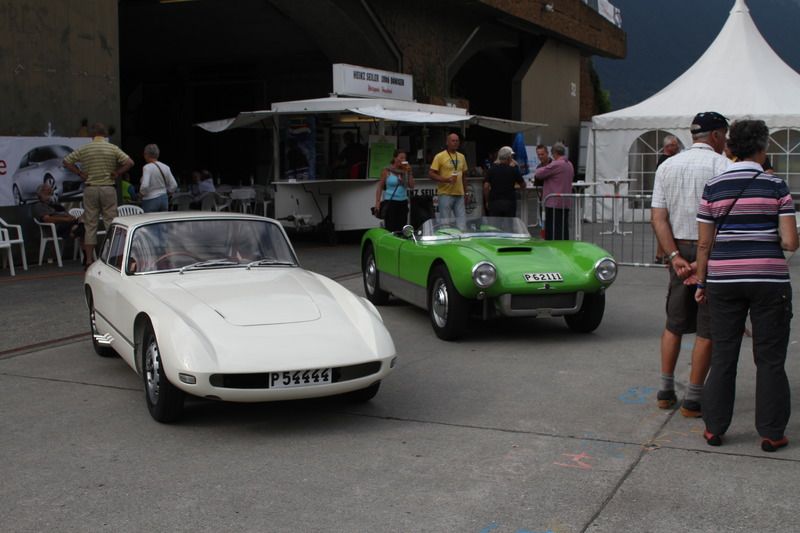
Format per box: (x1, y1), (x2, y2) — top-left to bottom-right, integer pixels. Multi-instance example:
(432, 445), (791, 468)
(0, 217), (27, 271)
(118, 204), (144, 216)
(254, 186), (273, 217)
(200, 192), (231, 212)
(230, 188), (256, 213)
(68, 208), (95, 261)
(0, 228), (15, 276)
(34, 219), (63, 267)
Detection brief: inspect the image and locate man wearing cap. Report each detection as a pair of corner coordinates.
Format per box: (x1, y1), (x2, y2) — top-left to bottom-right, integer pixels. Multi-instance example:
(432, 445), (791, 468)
(651, 111), (730, 417)
(483, 146), (526, 217)
(534, 142), (574, 240)
(430, 132), (468, 227)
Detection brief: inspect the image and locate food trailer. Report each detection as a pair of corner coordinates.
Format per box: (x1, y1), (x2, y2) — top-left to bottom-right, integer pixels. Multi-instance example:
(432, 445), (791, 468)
(197, 64), (545, 237)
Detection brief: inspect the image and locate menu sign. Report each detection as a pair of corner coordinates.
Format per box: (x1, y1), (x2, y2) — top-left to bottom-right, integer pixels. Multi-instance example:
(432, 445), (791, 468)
(332, 63), (413, 102)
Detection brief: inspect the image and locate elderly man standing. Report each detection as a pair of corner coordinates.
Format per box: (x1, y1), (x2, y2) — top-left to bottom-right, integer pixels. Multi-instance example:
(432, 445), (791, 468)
(534, 142), (573, 240)
(651, 111), (730, 417)
(63, 123), (133, 268)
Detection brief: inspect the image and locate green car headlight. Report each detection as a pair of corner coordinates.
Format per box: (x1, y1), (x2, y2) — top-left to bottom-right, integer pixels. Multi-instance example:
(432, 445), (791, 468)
(595, 258), (617, 283)
(472, 261), (497, 288)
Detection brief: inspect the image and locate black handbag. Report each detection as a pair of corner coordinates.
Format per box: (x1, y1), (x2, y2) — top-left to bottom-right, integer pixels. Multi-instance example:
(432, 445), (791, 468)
(375, 179), (401, 220)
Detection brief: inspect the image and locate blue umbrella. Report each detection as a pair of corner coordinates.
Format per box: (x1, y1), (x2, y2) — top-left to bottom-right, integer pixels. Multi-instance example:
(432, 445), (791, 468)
(511, 132), (529, 175)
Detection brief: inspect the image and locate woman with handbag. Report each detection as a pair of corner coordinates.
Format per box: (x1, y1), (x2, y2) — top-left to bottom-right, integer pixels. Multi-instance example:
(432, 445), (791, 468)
(139, 143), (178, 213)
(374, 150), (415, 232)
(695, 119), (798, 452)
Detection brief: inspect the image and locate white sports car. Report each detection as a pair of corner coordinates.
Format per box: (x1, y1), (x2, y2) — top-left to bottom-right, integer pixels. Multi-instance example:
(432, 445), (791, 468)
(85, 212), (396, 422)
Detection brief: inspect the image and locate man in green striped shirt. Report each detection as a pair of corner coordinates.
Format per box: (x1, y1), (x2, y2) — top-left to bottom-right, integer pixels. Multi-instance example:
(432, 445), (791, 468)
(63, 123), (134, 267)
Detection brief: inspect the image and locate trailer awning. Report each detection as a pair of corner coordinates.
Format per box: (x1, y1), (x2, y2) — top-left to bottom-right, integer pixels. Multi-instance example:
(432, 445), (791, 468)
(195, 97), (546, 133)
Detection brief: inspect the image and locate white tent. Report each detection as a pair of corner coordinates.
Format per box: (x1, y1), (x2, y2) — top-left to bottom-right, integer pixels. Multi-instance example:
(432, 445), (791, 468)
(587, 0), (800, 194)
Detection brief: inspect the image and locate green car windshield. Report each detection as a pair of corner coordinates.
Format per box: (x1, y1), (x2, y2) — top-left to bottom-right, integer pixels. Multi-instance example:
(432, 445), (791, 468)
(420, 217), (532, 241)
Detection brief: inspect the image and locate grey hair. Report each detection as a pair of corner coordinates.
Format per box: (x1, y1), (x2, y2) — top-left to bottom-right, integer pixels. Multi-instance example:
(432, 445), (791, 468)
(691, 131), (712, 142)
(551, 142), (567, 156)
(144, 144), (160, 159)
(36, 183), (53, 196)
(663, 135), (678, 146)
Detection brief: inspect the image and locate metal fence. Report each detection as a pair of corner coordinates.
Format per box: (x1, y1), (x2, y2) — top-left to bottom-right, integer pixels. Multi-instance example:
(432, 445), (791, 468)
(537, 192), (664, 267)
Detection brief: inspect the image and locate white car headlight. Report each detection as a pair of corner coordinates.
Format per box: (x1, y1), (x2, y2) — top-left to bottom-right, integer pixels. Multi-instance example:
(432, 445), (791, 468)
(472, 261), (497, 288)
(595, 258), (617, 283)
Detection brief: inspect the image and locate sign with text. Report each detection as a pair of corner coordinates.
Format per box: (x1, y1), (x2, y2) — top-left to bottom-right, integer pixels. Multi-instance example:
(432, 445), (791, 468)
(333, 63), (413, 102)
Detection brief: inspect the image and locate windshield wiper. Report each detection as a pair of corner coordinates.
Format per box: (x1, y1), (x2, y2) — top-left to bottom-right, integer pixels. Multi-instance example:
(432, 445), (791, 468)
(178, 258), (241, 274)
(246, 258), (296, 270)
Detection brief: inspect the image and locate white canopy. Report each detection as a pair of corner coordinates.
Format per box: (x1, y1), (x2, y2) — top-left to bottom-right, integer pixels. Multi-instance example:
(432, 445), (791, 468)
(196, 96), (545, 133)
(588, 0), (800, 188)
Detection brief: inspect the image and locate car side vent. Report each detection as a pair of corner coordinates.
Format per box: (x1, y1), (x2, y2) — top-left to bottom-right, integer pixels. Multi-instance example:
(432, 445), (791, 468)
(498, 247), (532, 253)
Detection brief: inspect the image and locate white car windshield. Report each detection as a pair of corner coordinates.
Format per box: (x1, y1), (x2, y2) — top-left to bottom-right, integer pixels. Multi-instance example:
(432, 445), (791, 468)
(419, 217), (531, 241)
(128, 219), (297, 273)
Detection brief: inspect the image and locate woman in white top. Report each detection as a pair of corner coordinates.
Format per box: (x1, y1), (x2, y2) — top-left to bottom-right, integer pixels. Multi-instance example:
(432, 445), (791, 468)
(139, 143), (178, 212)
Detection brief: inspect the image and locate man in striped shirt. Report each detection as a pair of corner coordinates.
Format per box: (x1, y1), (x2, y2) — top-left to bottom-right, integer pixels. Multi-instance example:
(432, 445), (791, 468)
(650, 111), (730, 417)
(63, 123), (133, 267)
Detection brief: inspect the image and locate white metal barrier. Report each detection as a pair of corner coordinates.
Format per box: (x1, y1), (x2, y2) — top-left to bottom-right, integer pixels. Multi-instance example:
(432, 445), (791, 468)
(540, 192), (664, 267)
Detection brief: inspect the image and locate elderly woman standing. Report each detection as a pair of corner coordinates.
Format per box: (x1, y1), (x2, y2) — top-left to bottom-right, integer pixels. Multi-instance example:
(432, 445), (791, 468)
(695, 119), (798, 452)
(139, 144), (178, 212)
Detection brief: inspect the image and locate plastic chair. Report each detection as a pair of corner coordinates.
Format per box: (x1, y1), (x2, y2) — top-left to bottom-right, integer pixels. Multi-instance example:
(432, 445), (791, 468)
(34, 219), (63, 267)
(0, 217), (27, 271)
(0, 228), (15, 276)
(118, 204), (144, 216)
(230, 188), (256, 213)
(200, 192), (231, 212)
(254, 186), (273, 217)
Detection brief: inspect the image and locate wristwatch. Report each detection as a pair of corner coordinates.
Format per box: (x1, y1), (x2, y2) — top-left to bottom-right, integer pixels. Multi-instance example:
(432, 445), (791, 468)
(667, 250), (680, 261)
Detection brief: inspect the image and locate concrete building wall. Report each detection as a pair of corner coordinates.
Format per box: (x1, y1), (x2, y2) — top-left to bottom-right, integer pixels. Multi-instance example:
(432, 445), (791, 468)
(0, 0), (120, 138)
(519, 39), (582, 150)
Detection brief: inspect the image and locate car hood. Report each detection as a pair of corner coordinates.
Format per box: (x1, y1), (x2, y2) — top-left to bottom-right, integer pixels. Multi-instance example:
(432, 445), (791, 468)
(169, 268), (321, 326)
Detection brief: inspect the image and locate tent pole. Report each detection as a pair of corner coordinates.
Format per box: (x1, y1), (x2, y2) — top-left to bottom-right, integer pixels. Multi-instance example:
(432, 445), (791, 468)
(272, 115), (280, 183)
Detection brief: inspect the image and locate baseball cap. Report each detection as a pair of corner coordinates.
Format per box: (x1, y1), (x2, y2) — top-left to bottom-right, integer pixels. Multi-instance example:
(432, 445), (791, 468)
(690, 111), (729, 133)
(497, 146), (515, 159)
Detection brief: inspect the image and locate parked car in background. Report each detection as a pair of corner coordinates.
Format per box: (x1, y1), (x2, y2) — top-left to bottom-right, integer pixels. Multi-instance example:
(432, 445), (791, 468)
(12, 145), (83, 204)
(361, 217), (617, 340)
(85, 212), (397, 422)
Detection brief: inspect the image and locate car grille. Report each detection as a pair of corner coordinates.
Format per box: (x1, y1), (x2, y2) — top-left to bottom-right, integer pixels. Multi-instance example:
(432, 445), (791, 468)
(209, 361), (382, 389)
(510, 293), (577, 310)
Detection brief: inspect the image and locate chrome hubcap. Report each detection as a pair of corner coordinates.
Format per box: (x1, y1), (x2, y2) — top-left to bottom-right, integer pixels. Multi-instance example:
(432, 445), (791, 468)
(431, 278), (449, 328)
(144, 339), (161, 405)
(365, 256), (377, 295)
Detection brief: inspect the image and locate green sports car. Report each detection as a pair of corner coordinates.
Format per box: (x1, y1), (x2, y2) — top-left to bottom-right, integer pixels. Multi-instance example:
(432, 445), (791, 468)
(361, 217), (617, 340)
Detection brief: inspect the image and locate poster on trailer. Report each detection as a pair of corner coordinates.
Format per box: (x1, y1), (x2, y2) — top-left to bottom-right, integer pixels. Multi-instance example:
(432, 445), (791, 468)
(0, 137), (90, 207)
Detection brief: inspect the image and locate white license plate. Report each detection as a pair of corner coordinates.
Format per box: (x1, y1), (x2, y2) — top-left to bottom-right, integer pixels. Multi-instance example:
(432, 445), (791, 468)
(524, 272), (564, 282)
(269, 368), (332, 389)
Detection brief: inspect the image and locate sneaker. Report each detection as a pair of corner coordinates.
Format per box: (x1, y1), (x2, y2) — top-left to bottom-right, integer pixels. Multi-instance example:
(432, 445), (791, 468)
(680, 399), (702, 418)
(704, 429), (722, 447)
(761, 436), (788, 452)
(657, 390), (677, 409)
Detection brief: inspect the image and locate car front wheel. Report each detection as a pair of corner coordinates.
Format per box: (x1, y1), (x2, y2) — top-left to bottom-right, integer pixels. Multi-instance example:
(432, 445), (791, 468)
(362, 243), (389, 305)
(13, 184), (24, 206)
(428, 265), (469, 341)
(141, 321), (184, 423)
(564, 292), (606, 333)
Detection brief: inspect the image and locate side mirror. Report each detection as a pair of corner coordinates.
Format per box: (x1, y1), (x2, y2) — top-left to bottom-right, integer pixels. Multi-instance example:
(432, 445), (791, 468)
(402, 224), (416, 241)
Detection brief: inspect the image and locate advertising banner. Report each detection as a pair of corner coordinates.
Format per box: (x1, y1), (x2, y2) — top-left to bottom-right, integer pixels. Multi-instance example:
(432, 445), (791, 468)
(283, 117), (316, 180)
(332, 63), (414, 102)
(367, 135), (397, 179)
(0, 137), (89, 206)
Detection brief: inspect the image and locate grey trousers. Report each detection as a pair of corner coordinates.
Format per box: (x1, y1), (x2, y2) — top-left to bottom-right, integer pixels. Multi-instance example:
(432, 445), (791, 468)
(703, 282), (793, 440)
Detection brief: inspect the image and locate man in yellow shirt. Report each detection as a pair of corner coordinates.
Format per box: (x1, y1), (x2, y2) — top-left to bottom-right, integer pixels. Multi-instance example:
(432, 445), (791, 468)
(63, 123), (134, 267)
(429, 132), (468, 227)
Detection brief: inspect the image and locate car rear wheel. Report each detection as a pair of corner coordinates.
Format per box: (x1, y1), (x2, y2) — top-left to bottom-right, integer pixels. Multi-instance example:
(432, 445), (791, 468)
(346, 380), (380, 402)
(564, 292), (606, 333)
(362, 243), (389, 305)
(428, 265), (469, 341)
(86, 289), (116, 358)
(141, 321), (184, 423)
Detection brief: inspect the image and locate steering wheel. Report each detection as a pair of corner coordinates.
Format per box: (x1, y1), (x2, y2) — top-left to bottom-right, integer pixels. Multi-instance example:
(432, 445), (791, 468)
(154, 251), (201, 269)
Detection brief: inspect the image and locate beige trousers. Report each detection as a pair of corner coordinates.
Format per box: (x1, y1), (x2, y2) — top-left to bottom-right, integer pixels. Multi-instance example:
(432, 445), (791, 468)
(83, 186), (118, 245)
